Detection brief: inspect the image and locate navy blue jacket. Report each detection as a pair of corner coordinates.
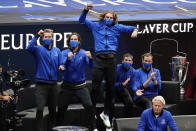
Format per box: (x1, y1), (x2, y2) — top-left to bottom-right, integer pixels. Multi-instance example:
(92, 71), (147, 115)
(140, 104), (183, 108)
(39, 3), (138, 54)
(135, 67), (161, 99)
(61, 48), (93, 84)
(79, 9), (136, 54)
(138, 108), (178, 131)
(26, 36), (62, 83)
(115, 64), (138, 92)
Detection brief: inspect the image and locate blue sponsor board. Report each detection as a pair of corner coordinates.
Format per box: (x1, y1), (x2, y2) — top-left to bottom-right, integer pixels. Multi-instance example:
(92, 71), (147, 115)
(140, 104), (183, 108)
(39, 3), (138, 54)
(0, 0), (196, 23)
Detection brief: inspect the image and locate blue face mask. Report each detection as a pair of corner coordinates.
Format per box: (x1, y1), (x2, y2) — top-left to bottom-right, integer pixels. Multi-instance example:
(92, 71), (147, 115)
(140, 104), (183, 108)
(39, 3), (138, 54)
(122, 62), (132, 70)
(143, 63), (152, 69)
(70, 41), (79, 48)
(43, 39), (53, 46)
(104, 18), (113, 26)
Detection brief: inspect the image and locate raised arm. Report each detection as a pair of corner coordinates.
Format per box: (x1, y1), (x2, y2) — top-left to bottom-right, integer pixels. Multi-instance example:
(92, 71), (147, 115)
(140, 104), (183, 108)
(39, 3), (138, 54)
(79, 4), (96, 30)
(85, 51), (94, 68)
(26, 30), (44, 53)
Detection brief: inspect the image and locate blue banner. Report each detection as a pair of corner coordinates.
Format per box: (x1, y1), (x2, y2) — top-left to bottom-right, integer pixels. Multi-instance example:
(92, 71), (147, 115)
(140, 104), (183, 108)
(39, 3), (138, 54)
(0, 0), (196, 22)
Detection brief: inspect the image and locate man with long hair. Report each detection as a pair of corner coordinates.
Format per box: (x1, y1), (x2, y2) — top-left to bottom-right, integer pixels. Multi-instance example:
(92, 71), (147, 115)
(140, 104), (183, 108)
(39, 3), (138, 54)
(79, 4), (138, 130)
(57, 32), (97, 131)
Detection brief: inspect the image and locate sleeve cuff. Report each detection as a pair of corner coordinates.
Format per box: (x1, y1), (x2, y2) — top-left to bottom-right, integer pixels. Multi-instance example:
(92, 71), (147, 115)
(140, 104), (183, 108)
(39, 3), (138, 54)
(35, 34), (40, 38)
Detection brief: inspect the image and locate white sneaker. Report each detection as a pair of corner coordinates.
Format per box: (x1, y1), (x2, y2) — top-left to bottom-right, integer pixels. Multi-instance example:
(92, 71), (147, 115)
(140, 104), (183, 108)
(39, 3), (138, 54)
(100, 112), (111, 128)
(93, 129), (98, 131)
(106, 128), (112, 131)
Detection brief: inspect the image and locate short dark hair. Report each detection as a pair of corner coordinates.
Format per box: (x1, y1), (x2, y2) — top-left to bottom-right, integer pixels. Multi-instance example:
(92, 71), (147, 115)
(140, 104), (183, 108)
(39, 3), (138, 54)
(0, 64), (2, 68)
(142, 52), (153, 60)
(123, 53), (133, 60)
(66, 32), (82, 49)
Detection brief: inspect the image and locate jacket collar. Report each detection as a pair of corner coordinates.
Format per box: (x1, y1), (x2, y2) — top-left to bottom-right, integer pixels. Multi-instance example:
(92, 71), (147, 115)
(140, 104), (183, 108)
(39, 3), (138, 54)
(152, 108), (163, 118)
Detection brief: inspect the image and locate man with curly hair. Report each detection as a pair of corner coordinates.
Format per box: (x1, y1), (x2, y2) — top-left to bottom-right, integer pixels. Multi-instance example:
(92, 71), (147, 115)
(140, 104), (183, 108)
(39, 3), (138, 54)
(79, 4), (138, 130)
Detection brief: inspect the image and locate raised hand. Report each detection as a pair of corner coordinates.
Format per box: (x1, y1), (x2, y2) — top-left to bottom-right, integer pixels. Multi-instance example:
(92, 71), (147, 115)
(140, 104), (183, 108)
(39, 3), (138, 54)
(131, 29), (138, 38)
(68, 52), (73, 61)
(136, 89), (144, 96)
(59, 65), (65, 71)
(85, 3), (93, 10)
(85, 51), (92, 59)
(122, 77), (131, 87)
(38, 29), (44, 36)
(150, 71), (156, 80)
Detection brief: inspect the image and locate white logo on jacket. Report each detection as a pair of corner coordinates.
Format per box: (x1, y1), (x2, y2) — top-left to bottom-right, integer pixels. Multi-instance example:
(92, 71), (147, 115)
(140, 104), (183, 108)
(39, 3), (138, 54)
(161, 119), (166, 125)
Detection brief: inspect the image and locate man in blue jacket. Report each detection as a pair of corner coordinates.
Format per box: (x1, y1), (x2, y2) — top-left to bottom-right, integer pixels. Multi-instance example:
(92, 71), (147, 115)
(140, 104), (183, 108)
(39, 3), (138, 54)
(135, 53), (161, 111)
(79, 4), (138, 129)
(57, 33), (97, 131)
(26, 29), (63, 131)
(138, 96), (178, 131)
(115, 53), (138, 117)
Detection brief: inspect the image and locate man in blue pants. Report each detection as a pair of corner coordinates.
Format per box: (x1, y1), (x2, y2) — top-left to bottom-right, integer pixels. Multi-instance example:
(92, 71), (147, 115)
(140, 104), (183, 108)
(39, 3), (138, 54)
(27, 29), (63, 131)
(79, 4), (138, 130)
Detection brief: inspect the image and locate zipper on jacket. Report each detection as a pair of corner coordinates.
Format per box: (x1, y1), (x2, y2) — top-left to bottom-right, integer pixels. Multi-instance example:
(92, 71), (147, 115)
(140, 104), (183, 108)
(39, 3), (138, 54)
(105, 26), (108, 49)
(49, 51), (52, 80)
(74, 53), (76, 64)
(155, 118), (158, 131)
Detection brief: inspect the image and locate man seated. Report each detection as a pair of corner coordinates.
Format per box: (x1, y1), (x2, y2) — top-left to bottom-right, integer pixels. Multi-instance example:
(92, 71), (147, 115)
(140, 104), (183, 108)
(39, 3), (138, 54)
(114, 53), (138, 117)
(138, 96), (178, 131)
(134, 53), (161, 110)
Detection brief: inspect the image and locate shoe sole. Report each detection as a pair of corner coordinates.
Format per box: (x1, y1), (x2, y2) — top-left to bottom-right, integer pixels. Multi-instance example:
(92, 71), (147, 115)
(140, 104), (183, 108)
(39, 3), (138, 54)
(100, 114), (111, 128)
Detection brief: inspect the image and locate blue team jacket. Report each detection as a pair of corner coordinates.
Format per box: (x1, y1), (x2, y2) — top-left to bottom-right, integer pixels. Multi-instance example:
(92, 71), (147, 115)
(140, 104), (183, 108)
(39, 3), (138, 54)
(79, 9), (136, 54)
(61, 48), (93, 84)
(135, 67), (161, 99)
(115, 64), (138, 92)
(26, 36), (62, 83)
(138, 108), (178, 131)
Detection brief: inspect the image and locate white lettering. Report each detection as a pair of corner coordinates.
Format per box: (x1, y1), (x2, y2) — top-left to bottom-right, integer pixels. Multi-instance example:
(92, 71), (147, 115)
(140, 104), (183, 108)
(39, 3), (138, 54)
(179, 23), (186, 32)
(149, 24), (156, 33)
(1, 34), (10, 50)
(26, 34), (34, 47)
(171, 23), (179, 33)
(162, 24), (169, 33)
(0, 5), (18, 8)
(38, 0), (67, 6)
(187, 23), (193, 32)
(102, 0), (140, 5)
(72, 0), (106, 6)
(142, 0), (177, 4)
(178, 0), (196, 3)
(23, 0), (52, 7)
(136, 24), (142, 34)
(53, 33), (63, 47)
(64, 32), (72, 48)
(143, 25), (149, 34)
(12, 34), (23, 50)
(156, 24), (162, 33)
